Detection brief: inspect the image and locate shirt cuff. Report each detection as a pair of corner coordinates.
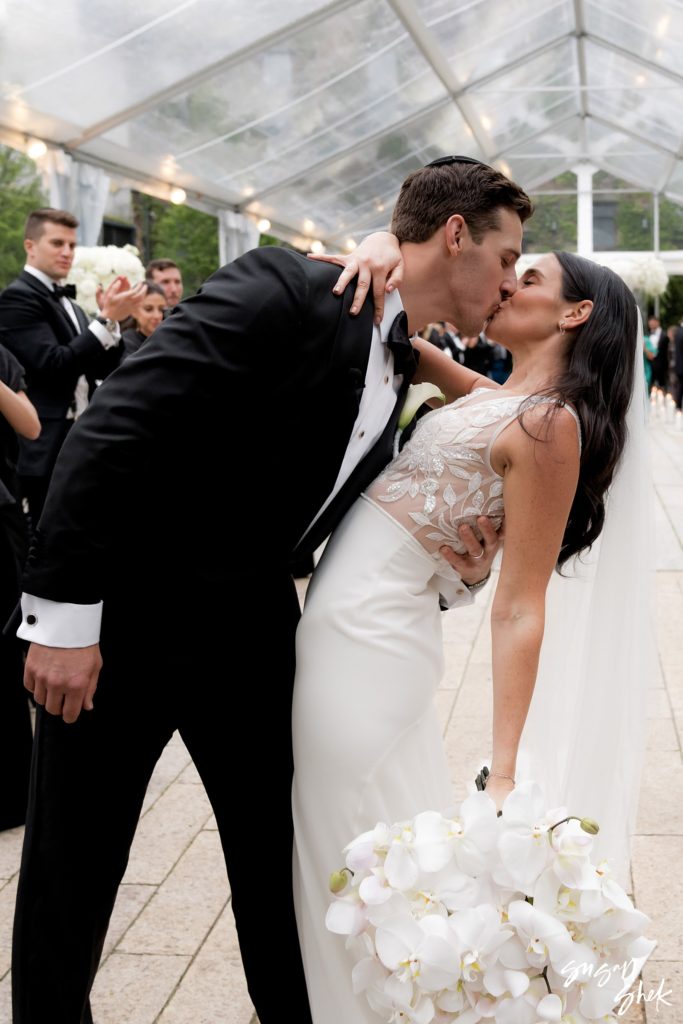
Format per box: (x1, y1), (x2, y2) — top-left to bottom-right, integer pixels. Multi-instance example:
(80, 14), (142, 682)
(17, 594), (102, 647)
(437, 578), (475, 610)
(89, 320), (121, 350)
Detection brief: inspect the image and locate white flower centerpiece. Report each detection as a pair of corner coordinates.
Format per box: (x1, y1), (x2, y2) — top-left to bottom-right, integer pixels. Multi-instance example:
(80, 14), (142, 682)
(67, 244), (146, 315)
(327, 782), (656, 1023)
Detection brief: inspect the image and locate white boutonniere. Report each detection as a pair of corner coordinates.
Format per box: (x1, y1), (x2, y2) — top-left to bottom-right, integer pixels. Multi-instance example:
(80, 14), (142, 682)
(394, 382), (446, 456)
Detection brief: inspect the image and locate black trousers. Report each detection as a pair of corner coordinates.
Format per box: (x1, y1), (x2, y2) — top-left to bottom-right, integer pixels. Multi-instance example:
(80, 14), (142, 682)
(12, 575), (313, 1024)
(0, 504), (32, 832)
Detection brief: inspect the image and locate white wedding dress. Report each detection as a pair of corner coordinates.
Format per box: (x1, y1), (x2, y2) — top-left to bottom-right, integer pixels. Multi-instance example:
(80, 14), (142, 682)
(291, 388), (578, 1024)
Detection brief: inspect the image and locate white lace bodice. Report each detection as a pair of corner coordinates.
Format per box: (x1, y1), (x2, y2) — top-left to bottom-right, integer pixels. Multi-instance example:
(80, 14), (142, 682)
(365, 387), (580, 585)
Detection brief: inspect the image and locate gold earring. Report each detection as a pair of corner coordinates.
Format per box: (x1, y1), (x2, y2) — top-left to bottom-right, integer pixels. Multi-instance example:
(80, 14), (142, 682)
(559, 320), (566, 334)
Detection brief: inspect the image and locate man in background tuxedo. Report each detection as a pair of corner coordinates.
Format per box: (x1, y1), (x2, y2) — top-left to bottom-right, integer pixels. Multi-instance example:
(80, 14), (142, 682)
(146, 257), (184, 312)
(648, 315), (669, 391)
(0, 208), (146, 527)
(12, 160), (532, 1024)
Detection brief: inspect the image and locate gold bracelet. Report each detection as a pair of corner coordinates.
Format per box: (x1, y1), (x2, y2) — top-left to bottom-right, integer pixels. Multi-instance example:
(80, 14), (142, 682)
(488, 770), (515, 784)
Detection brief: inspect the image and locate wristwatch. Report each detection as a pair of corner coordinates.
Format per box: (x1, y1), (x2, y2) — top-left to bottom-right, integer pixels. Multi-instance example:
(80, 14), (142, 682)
(95, 314), (118, 333)
(463, 571), (491, 593)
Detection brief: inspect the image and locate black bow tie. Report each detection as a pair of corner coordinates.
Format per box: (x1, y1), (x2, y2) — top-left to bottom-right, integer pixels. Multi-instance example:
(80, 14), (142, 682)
(387, 311), (418, 377)
(52, 283), (77, 301)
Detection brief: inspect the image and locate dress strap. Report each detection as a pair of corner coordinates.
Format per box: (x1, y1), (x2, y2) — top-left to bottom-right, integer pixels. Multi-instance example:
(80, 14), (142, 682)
(486, 395), (583, 453)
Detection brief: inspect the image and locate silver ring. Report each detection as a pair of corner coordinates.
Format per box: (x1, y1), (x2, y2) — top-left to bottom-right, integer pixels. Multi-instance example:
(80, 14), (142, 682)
(470, 549), (485, 560)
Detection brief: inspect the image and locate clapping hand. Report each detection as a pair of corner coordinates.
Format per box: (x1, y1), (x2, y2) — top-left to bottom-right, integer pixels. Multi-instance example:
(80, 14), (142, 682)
(96, 276), (149, 323)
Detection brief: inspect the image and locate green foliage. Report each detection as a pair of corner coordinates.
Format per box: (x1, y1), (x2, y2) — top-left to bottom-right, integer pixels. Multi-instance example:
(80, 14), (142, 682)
(658, 275), (683, 328)
(132, 191), (219, 297)
(0, 145), (47, 288)
(524, 193), (577, 253)
(659, 198), (683, 251)
(611, 193), (652, 251)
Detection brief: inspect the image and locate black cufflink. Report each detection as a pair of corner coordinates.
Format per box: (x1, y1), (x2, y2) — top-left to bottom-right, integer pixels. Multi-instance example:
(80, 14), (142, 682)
(26, 614), (37, 626)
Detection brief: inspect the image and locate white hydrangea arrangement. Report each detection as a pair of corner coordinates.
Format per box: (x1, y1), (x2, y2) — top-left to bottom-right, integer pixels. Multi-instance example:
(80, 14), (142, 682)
(598, 254), (669, 298)
(326, 782), (655, 1023)
(67, 244), (146, 315)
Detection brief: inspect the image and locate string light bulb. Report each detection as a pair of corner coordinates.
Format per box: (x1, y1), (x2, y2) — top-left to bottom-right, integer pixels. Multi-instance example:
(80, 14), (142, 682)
(169, 187), (187, 205)
(257, 218), (271, 233)
(26, 138), (47, 160)
(310, 240), (325, 254)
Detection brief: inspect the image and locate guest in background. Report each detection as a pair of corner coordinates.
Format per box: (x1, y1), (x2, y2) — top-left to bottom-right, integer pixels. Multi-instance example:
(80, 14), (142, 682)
(648, 316), (668, 391)
(0, 341), (40, 831)
(674, 319), (683, 410)
(488, 339), (512, 384)
(643, 329), (658, 394)
(0, 208), (145, 528)
(422, 321), (462, 361)
(146, 259), (183, 312)
(121, 283), (167, 359)
(461, 331), (493, 376)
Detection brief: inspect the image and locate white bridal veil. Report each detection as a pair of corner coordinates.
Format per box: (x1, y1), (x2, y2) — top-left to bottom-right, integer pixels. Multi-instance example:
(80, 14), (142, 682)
(517, 310), (655, 890)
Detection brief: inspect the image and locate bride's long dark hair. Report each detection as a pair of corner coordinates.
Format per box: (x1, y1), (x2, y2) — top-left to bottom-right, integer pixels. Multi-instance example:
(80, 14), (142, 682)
(523, 251), (638, 566)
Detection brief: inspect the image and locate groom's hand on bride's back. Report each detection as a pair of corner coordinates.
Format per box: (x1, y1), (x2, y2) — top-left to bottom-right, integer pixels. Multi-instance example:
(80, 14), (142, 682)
(24, 642), (102, 724)
(441, 517), (503, 586)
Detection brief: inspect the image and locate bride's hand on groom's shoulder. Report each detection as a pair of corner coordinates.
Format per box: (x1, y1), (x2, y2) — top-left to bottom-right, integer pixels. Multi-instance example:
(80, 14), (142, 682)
(308, 231), (403, 324)
(441, 517), (504, 586)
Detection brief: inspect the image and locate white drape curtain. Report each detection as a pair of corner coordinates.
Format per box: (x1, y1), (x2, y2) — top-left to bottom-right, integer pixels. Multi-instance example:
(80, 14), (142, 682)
(217, 209), (260, 265)
(42, 151), (110, 246)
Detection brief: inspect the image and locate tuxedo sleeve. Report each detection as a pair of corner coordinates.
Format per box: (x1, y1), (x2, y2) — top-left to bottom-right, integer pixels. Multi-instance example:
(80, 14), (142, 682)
(0, 289), (106, 379)
(23, 247), (313, 605)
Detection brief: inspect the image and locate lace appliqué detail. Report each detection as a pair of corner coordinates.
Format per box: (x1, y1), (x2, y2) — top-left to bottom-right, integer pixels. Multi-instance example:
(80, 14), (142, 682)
(366, 391), (569, 575)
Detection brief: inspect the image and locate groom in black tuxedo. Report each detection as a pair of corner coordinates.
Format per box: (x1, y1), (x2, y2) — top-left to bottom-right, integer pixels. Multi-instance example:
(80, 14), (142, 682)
(12, 160), (532, 1024)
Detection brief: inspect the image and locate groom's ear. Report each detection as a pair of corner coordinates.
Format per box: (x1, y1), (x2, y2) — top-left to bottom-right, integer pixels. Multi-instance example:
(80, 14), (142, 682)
(444, 215), (466, 255)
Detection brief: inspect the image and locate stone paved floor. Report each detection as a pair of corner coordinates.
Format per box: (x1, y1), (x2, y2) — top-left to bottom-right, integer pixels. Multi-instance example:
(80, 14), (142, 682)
(1, 413), (681, 1024)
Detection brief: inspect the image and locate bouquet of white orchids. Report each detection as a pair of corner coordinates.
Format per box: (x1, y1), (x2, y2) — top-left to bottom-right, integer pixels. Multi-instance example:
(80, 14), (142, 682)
(326, 782), (655, 1023)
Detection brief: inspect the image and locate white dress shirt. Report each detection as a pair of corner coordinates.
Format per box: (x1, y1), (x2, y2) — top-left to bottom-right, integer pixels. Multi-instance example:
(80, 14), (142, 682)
(18, 289), (472, 649)
(23, 264), (121, 350)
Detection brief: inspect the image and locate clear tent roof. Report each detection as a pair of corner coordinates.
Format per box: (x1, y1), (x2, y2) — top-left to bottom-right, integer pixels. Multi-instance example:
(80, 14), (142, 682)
(2, 0), (683, 246)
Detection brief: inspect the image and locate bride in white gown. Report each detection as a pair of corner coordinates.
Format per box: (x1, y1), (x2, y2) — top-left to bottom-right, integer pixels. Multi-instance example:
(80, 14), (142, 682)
(292, 250), (648, 1024)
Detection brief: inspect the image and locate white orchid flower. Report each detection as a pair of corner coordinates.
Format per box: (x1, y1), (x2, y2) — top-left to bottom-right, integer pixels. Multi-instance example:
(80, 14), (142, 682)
(482, 961), (530, 999)
(325, 892), (367, 936)
(447, 904), (513, 984)
(345, 822), (392, 872)
(549, 821), (597, 890)
(536, 992), (565, 1021)
(506, 900), (576, 971)
(421, 863), (482, 914)
(414, 798), (499, 877)
(352, 955), (388, 995)
(367, 981), (436, 1024)
(360, 868), (395, 906)
(375, 913), (462, 993)
(576, 960), (634, 1020)
(496, 784), (566, 892)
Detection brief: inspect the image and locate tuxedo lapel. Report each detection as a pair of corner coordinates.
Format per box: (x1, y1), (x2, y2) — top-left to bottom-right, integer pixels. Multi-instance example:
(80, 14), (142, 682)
(292, 363), (415, 559)
(72, 302), (90, 334)
(19, 271), (79, 337)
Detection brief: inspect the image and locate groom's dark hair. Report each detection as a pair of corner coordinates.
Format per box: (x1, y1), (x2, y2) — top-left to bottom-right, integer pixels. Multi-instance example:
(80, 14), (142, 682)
(391, 161), (532, 244)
